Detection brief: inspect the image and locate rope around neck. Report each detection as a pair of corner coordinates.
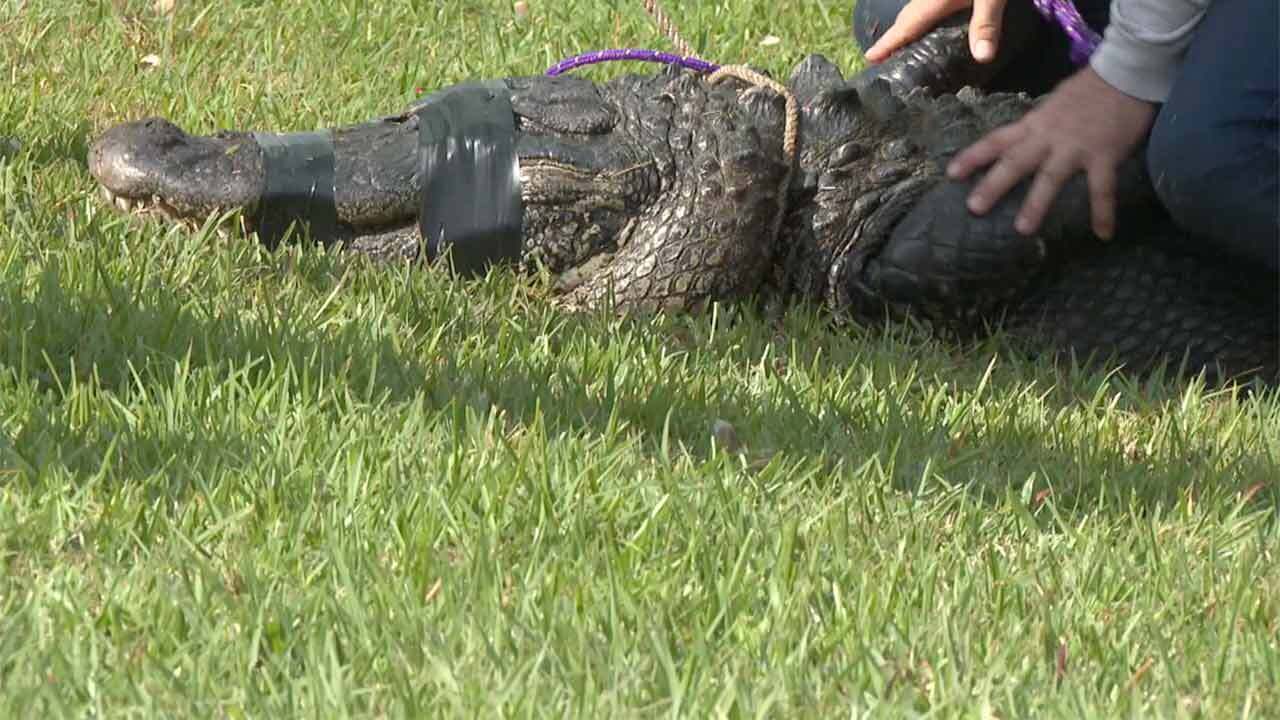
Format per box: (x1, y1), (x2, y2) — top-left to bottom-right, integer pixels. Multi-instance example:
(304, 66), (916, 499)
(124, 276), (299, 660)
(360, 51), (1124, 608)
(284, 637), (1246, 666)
(537, 0), (1098, 258)
(543, 0), (1103, 172)
(544, 0), (801, 174)
(706, 65), (799, 162)
(547, 0), (1101, 77)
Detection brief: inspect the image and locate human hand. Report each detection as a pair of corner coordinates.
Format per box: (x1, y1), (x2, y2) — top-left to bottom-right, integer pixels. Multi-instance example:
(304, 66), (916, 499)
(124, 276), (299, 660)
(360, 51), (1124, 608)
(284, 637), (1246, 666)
(864, 0), (1008, 64)
(946, 67), (1157, 240)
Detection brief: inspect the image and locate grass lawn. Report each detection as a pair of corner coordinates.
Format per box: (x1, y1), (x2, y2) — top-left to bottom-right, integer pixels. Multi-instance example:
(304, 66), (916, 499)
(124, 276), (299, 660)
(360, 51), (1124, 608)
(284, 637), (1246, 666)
(2, 0), (1278, 716)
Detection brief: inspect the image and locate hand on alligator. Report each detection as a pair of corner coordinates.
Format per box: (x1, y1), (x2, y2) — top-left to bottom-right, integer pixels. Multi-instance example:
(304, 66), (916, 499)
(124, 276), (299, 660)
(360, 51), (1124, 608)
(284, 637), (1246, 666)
(864, 0), (1007, 64)
(946, 66), (1156, 240)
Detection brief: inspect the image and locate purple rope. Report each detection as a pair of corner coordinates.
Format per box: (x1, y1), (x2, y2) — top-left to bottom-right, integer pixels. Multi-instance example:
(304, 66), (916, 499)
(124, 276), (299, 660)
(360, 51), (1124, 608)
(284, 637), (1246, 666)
(546, 48), (720, 76)
(1032, 0), (1102, 65)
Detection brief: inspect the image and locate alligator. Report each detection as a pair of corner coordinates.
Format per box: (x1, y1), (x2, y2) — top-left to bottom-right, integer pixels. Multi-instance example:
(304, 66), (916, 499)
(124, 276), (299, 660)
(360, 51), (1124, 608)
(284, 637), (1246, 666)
(87, 26), (1278, 385)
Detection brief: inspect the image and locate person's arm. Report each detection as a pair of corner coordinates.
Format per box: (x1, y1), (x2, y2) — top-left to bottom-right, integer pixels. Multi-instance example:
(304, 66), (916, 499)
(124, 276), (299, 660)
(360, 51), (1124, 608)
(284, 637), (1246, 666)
(1089, 0), (1213, 102)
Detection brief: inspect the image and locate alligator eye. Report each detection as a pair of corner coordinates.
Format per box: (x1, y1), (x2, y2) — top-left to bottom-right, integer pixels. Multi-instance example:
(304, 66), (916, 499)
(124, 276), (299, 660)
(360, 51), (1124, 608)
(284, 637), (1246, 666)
(868, 162), (909, 186)
(830, 141), (866, 167)
(818, 169), (848, 188)
(879, 139), (916, 160)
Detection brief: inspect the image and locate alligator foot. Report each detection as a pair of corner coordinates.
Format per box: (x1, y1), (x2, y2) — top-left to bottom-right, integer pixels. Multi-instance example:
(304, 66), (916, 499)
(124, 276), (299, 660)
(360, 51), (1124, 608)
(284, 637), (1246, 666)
(851, 3), (1076, 100)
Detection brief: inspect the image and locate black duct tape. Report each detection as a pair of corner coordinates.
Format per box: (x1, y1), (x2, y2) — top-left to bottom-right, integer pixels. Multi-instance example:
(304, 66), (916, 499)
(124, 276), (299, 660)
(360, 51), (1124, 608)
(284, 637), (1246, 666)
(416, 80), (523, 277)
(251, 130), (339, 247)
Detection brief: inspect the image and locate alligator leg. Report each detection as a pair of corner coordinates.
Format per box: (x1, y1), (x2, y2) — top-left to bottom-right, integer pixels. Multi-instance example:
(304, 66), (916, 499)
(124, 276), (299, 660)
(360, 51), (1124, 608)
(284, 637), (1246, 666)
(850, 2), (1069, 99)
(834, 85), (1278, 384)
(844, 175), (1278, 383)
(483, 72), (790, 311)
(851, 24), (996, 99)
(553, 109), (788, 312)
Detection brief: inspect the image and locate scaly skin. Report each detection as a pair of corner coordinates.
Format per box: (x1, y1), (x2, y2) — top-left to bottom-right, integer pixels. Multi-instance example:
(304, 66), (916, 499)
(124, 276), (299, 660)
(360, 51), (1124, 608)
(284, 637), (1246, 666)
(87, 30), (1278, 385)
(92, 70), (790, 311)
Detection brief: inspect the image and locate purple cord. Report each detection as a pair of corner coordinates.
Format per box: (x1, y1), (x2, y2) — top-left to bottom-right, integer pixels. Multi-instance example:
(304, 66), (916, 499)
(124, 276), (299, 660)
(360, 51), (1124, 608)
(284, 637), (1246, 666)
(546, 48), (720, 76)
(1032, 0), (1102, 65)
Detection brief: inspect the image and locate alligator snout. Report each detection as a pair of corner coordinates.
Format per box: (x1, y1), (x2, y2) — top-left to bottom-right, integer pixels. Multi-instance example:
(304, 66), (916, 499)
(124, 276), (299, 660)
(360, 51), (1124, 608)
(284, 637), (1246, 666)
(89, 117), (263, 218)
(90, 118), (185, 199)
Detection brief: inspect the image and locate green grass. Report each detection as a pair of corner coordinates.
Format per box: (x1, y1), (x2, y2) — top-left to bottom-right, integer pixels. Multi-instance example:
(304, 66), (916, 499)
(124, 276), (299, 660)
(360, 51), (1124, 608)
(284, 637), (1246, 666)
(2, 0), (1278, 716)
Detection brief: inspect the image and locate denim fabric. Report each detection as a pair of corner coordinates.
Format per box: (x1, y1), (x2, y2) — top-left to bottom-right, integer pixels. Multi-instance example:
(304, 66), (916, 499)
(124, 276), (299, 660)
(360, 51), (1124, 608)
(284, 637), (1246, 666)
(1146, 0), (1279, 274)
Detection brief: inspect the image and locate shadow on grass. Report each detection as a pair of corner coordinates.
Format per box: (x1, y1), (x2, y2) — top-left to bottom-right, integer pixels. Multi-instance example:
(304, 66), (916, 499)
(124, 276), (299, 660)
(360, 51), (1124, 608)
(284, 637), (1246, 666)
(1, 261), (428, 481)
(3, 255), (1275, 514)
(3, 265), (427, 399)
(417, 300), (1279, 515)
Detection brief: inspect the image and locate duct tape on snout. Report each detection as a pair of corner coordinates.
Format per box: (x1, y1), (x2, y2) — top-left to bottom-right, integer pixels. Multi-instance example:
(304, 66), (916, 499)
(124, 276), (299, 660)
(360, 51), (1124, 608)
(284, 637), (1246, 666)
(415, 80), (524, 277)
(251, 130), (339, 248)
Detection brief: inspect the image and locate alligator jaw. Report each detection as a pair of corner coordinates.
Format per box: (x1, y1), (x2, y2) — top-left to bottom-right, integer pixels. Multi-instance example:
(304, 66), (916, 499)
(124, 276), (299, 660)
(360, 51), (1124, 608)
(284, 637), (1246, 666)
(98, 182), (258, 242)
(99, 184), (182, 220)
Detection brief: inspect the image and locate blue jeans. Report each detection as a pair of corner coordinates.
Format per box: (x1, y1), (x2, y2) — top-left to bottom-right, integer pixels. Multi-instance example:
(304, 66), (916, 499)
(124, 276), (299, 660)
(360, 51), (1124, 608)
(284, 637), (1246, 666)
(1146, 0), (1278, 273)
(853, 0), (1279, 274)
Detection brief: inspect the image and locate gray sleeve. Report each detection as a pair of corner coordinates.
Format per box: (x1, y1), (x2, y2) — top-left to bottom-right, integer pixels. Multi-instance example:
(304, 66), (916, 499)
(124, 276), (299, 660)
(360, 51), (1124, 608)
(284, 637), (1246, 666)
(1088, 0), (1212, 102)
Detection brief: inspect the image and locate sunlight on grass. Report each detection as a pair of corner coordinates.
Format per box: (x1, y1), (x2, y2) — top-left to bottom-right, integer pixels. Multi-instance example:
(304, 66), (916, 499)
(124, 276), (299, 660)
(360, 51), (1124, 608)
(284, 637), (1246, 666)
(1, 1), (1277, 717)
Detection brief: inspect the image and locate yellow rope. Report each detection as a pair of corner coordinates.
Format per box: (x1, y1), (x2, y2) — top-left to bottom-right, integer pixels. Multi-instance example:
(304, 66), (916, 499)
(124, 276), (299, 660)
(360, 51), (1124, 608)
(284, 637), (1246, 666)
(640, 0), (696, 59)
(707, 65), (800, 164)
(708, 65), (798, 251)
(637, 2), (800, 170)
